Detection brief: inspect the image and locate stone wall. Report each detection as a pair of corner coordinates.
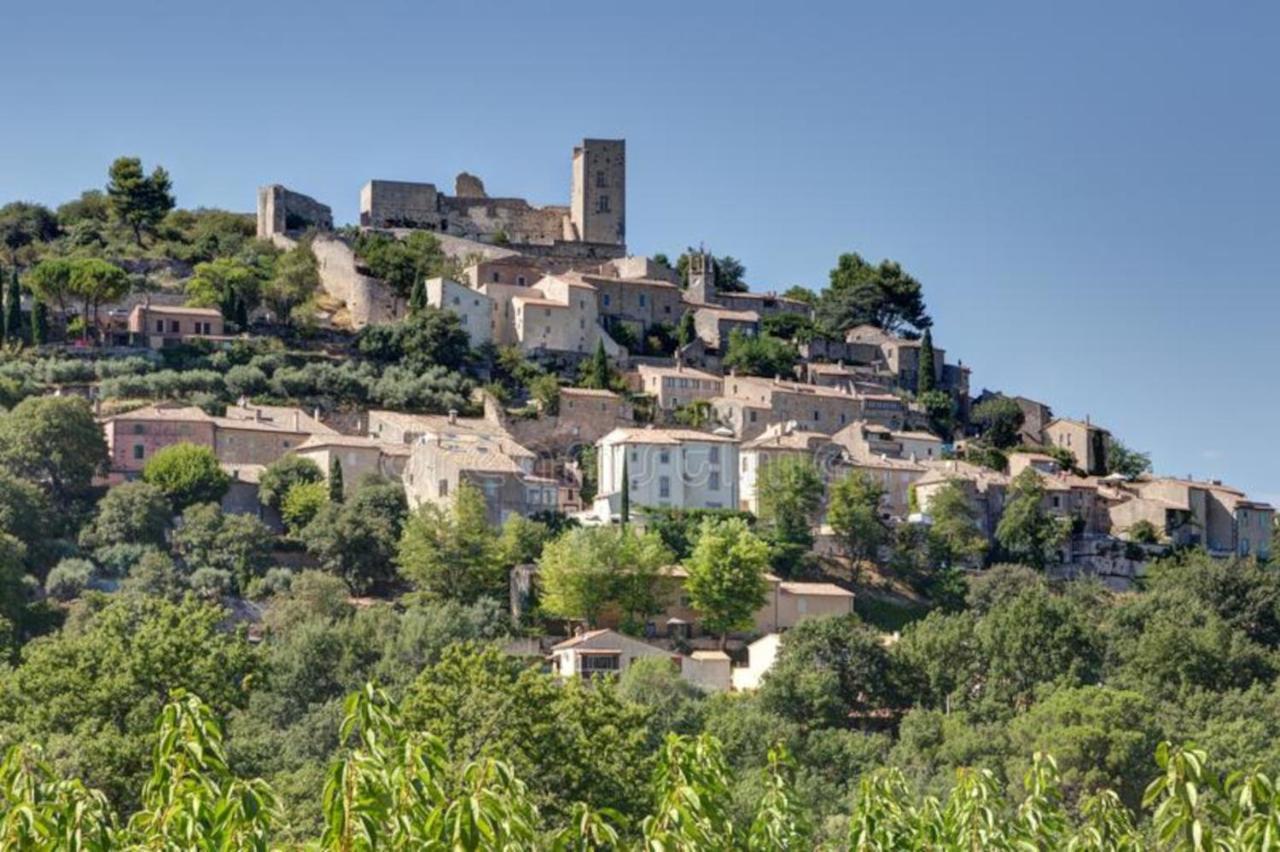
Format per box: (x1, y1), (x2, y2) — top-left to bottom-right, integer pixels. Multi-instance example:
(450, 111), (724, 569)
(360, 180), (441, 229)
(309, 235), (405, 329)
(256, 185), (333, 239)
(276, 233), (405, 330)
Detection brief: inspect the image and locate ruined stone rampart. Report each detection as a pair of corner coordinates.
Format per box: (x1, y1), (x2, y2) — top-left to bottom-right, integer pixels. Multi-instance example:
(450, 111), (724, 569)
(256, 185), (333, 239)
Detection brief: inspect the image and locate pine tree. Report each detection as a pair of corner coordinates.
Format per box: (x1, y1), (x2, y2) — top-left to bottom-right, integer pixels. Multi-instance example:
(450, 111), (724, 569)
(409, 278), (427, 313)
(3, 266), (19, 345)
(31, 300), (47, 346)
(328, 457), (345, 503)
(0, 264), (6, 345)
(917, 327), (936, 394)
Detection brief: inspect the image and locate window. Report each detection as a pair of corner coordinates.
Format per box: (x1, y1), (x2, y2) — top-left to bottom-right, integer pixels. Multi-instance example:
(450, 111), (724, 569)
(603, 294), (611, 307)
(639, 293), (647, 307)
(132, 444), (145, 460)
(579, 653), (620, 678)
(438, 479), (449, 497)
(659, 450), (670, 464)
(491, 272), (500, 283)
(664, 305), (671, 314)
(596, 194), (610, 213)
(133, 424), (145, 435)
(709, 471), (720, 491)
(749, 411), (757, 423)
(154, 320), (163, 332)
(813, 410), (820, 421)
(517, 275), (526, 286)
(596, 170), (607, 188)
(461, 314), (468, 325)
(630, 449), (638, 463)
(709, 446), (720, 463)
(452, 295), (460, 305)
(659, 476), (670, 498)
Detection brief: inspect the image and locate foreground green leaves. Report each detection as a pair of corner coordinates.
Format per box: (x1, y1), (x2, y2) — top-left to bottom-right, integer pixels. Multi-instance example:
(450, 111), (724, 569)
(3, 684), (1280, 850)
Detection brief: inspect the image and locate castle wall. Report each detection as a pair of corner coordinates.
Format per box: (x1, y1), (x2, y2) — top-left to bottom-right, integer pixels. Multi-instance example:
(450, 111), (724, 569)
(257, 185), (333, 239)
(360, 180), (440, 228)
(308, 234), (406, 329)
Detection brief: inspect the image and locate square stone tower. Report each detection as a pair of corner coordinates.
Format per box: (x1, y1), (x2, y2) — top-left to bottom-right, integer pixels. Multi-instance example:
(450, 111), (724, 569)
(570, 139), (626, 246)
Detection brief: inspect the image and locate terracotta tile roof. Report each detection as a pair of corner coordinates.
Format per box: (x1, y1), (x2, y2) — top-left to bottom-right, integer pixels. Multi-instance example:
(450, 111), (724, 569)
(106, 404), (212, 423)
(551, 628), (615, 650)
(133, 304), (224, 318)
(636, 364), (723, 383)
(295, 435), (411, 455)
(779, 581), (855, 598)
(600, 427), (737, 445)
(560, 387), (621, 399)
(694, 306), (760, 322)
(742, 429), (830, 450)
(578, 272), (679, 290)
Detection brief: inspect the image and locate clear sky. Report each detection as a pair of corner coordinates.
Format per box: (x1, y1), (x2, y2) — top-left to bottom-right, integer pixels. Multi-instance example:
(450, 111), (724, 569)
(5, 1), (1278, 501)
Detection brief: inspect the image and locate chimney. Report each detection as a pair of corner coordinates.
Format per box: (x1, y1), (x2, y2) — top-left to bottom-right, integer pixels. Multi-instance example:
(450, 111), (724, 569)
(448, 409), (458, 425)
(313, 407), (321, 422)
(293, 411), (300, 431)
(255, 408), (264, 422)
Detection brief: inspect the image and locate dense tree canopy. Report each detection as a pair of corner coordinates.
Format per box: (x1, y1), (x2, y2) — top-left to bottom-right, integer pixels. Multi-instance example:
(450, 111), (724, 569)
(815, 253), (931, 336)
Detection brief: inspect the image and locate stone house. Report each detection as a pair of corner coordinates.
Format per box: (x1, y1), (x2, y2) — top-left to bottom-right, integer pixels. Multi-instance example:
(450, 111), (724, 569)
(424, 277), (493, 347)
(914, 461), (1012, 539)
(293, 435), (411, 496)
(103, 405), (216, 476)
(690, 305), (759, 351)
(550, 629), (729, 692)
(711, 375), (868, 440)
(738, 423), (839, 513)
(127, 304), (226, 348)
(575, 272), (683, 335)
(594, 427), (739, 517)
(103, 402), (335, 476)
(1109, 477), (1274, 559)
(1043, 418), (1110, 475)
(845, 455), (928, 521)
(632, 364), (724, 412)
(401, 431), (555, 525)
(511, 273), (600, 354)
(656, 568), (855, 638)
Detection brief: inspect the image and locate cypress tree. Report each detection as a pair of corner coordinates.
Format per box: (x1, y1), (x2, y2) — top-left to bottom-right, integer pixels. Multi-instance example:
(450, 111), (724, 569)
(3, 266), (19, 345)
(676, 311), (696, 347)
(620, 454), (630, 526)
(328, 457), (345, 503)
(31, 300), (47, 346)
(409, 278), (427, 313)
(0, 264), (6, 344)
(583, 339), (610, 389)
(917, 327), (936, 394)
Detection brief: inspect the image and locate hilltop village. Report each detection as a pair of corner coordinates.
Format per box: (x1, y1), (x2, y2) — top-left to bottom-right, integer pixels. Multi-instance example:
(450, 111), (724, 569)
(0, 140), (1273, 658)
(2, 138), (1280, 843)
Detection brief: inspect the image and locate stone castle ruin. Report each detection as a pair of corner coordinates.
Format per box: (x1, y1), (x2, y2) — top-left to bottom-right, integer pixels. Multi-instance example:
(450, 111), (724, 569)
(359, 138), (625, 257)
(256, 185), (333, 239)
(255, 138), (628, 328)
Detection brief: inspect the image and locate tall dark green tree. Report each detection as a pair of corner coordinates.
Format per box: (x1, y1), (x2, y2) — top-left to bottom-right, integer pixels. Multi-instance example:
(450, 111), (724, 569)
(328, 457), (345, 503)
(31, 300), (47, 346)
(409, 277), (427, 313)
(580, 339), (612, 390)
(620, 455), (630, 526)
(917, 328), (936, 394)
(676, 311), (696, 347)
(4, 266), (21, 344)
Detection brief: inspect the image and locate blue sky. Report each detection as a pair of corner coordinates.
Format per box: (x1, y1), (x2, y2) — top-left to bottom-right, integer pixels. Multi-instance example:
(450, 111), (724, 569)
(5, 1), (1278, 501)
